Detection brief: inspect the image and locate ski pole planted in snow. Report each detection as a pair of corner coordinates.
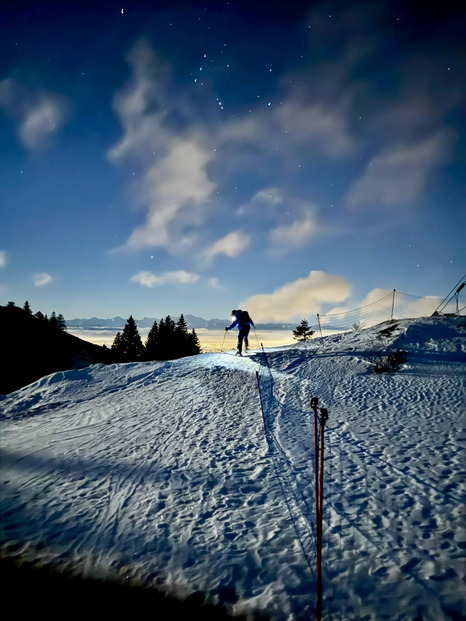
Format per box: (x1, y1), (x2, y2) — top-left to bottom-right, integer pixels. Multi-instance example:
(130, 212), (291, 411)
(311, 396), (328, 621)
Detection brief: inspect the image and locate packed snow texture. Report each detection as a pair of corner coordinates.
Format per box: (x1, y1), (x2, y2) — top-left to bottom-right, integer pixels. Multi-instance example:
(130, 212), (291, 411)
(1, 316), (465, 620)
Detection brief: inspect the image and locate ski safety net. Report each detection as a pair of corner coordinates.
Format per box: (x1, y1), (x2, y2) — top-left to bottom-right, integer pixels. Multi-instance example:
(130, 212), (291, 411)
(314, 289), (460, 338)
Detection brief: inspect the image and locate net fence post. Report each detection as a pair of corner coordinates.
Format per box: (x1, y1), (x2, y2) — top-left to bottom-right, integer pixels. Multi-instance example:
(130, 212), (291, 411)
(390, 289), (396, 322)
(317, 314), (323, 342)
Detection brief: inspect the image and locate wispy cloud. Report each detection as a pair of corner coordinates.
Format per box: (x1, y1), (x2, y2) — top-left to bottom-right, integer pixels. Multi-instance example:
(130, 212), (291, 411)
(241, 270), (350, 322)
(131, 270), (200, 287)
(34, 272), (53, 287)
(124, 137), (216, 251)
(208, 277), (221, 289)
(346, 131), (454, 209)
(269, 210), (318, 254)
(201, 230), (251, 263)
(0, 79), (69, 149)
(108, 38), (358, 257)
(0, 250), (7, 268)
(109, 41), (216, 253)
(218, 86), (355, 159)
(252, 188), (284, 205)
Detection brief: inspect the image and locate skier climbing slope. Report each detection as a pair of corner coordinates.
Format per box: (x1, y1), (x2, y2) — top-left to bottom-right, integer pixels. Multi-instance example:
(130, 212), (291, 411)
(225, 309), (255, 355)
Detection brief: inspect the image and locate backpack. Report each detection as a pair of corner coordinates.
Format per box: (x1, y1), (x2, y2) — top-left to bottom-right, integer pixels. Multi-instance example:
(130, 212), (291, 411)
(239, 310), (251, 323)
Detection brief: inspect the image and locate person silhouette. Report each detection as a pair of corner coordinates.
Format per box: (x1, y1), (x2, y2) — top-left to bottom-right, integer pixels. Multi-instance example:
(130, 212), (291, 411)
(225, 309), (255, 356)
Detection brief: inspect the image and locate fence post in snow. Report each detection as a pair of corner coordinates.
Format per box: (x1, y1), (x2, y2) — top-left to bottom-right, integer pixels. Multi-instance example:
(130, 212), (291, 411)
(317, 314), (323, 342)
(390, 289), (396, 322)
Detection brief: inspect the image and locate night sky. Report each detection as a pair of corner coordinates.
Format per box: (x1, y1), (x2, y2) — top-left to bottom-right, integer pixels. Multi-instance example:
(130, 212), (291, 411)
(1, 0), (465, 322)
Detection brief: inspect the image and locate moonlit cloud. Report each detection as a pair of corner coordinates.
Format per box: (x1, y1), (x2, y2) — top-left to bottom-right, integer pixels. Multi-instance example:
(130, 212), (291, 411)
(219, 86), (354, 159)
(347, 131), (454, 209)
(0, 79), (69, 149)
(34, 272), (53, 287)
(109, 39), (355, 257)
(109, 42), (216, 253)
(131, 270), (200, 287)
(0, 250), (7, 268)
(201, 231), (251, 263)
(269, 210), (318, 254)
(208, 277), (221, 289)
(252, 188), (284, 204)
(123, 137), (216, 251)
(241, 270), (351, 322)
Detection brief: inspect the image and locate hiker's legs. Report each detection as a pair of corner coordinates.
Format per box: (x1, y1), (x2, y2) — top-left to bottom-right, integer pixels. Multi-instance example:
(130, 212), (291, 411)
(238, 326), (250, 354)
(244, 326), (250, 350)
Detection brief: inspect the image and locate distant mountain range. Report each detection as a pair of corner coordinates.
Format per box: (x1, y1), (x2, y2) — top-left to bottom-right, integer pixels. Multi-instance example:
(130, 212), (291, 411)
(65, 315), (297, 331)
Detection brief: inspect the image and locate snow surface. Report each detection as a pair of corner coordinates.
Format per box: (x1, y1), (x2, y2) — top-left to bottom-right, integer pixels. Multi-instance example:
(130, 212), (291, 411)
(1, 316), (465, 620)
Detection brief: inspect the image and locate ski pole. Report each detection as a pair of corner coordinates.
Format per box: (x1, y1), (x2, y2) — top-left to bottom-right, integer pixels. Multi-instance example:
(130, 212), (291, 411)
(253, 327), (261, 349)
(221, 329), (227, 352)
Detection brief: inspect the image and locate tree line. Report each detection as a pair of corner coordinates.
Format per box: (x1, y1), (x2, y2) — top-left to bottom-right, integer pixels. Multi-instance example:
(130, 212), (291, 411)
(111, 314), (201, 362)
(7, 300), (66, 332)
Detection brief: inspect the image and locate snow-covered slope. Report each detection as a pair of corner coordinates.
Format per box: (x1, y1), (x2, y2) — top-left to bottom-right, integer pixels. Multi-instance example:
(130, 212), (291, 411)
(1, 316), (465, 620)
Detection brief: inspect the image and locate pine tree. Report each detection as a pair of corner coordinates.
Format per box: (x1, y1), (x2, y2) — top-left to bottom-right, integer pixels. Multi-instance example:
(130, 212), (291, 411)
(35, 311), (45, 322)
(23, 300), (32, 314)
(293, 319), (315, 342)
(49, 311), (59, 330)
(174, 314), (189, 357)
(111, 332), (125, 361)
(120, 315), (144, 361)
(186, 329), (201, 355)
(57, 313), (66, 331)
(157, 315), (175, 360)
(144, 320), (159, 361)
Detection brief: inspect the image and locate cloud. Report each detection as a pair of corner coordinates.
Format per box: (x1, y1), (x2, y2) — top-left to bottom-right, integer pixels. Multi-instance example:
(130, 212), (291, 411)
(218, 87), (354, 161)
(201, 230), (251, 263)
(123, 137), (216, 251)
(346, 131), (454, 209)
(131, 270), (200, 287)
(109, 41), (216, 253)
(358, 288), (393, 306)
(108, 39), (359, 256)
(34, 272), (53, 287)
(252, 188), (284, 205)
(240, 270), (351, 322)
(107, 41), (172, 163)
(269, 210), (318, 254)
(0, 79), (69, 149)
(0, 250), (6, 268)
(208, 277), (222, 289)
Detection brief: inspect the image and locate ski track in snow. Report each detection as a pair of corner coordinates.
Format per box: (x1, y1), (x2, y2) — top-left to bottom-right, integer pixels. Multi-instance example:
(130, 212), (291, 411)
(0, 317), (465, 620)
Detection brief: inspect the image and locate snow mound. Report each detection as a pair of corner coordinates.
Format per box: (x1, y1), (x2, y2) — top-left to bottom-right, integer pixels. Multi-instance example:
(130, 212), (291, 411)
(1, 316), (465, 620)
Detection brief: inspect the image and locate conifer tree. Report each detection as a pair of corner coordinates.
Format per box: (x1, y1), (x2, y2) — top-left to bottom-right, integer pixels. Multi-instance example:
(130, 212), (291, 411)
(157, 315), (175, 360)
(57, 313), (66, 331)
(144, 320), (159, 361)
(120, 315), (144, 361)
(49, 311), (59, 330)
(186, 329), (201, 355)
(293, 319), (315, 342)
(111, 332), (124, 361)
(23, 300), (32, 314)
(174, 314), (189, 357)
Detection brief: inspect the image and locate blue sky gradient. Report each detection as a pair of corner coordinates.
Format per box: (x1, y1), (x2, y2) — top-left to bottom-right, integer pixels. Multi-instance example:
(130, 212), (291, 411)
(1, 0), (465, 321)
